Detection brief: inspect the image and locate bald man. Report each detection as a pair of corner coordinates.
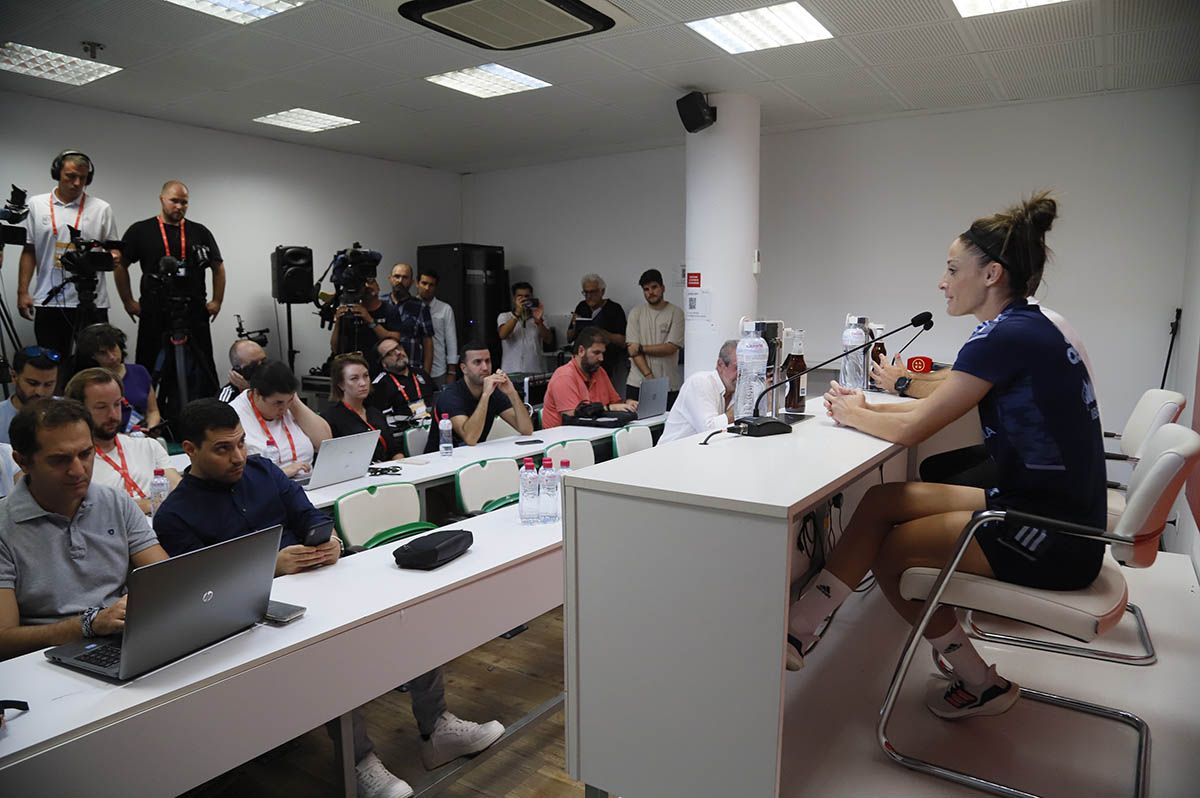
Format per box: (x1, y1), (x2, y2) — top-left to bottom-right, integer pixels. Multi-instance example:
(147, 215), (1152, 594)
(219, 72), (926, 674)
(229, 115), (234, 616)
(117, 180), (224, 408)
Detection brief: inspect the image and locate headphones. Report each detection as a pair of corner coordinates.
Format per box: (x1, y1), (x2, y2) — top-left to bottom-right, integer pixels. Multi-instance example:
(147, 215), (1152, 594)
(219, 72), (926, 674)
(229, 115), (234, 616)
(50, 150), (95, 185)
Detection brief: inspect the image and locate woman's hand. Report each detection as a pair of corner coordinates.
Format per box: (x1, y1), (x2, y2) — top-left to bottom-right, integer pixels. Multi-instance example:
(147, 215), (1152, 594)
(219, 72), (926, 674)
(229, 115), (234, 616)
(824, 381), (865, 426)
(870, 354), (908, 394)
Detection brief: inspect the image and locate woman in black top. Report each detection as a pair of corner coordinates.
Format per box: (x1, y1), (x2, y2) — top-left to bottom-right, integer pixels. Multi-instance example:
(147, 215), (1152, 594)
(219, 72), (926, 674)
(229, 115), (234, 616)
(321, 354), (405, 462)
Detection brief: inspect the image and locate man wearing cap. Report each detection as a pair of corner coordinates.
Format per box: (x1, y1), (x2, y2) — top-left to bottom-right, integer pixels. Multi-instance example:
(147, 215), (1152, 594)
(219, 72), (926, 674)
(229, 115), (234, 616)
(625, 268), (685, 408)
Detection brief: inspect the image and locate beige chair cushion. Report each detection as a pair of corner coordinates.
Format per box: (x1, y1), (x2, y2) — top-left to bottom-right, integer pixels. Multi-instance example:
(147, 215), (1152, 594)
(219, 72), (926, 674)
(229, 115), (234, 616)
(899, 557), (1128, 643)
(1106, 487), (1126, 532)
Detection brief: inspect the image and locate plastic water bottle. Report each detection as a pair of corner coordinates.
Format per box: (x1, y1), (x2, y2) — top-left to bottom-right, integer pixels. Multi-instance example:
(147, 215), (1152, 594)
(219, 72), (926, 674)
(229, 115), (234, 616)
(539, 457), (559, 523)
(149, 468), (169, 516)
(558, 459), (571, 519)
(839, 315), (871, 390)
(519, 458), (540, 525)
(734, 320), (769, 419)
(438, 413), (453, 457)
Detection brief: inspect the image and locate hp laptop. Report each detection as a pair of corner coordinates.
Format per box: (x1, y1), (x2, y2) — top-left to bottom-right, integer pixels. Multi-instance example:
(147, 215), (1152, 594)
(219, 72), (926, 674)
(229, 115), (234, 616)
(294, 430), (378, 490)
(635, 377), (669, 419)
(45, 525), (282, 681)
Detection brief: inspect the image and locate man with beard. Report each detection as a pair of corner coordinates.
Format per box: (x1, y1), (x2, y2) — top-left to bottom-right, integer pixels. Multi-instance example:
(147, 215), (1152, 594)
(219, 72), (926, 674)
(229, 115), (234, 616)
(626, 268), (684, 406)
(541, 327), (636, 428)
(0, 347), (61, 445)
(423, 341), (532, 452)
(369, 338), (434, 421)
(64, 368), (181, 514)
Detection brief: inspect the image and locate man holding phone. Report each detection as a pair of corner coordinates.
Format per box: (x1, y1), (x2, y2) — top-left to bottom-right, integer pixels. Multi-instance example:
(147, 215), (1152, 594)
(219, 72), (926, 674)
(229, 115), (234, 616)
(154, 399), (505, 797)
(497, 281), (552, 378)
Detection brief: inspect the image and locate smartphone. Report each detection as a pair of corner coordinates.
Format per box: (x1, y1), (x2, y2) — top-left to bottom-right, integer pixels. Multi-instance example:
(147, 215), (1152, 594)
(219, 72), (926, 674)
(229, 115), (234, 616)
(303, 520), (334, 547)
(264, 600), (306, 625)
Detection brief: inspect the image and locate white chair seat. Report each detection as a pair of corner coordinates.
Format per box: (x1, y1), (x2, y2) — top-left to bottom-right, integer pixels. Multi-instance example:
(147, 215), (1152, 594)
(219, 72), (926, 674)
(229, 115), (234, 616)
(899, 557), (1128, 643)
(1107, 487), (1126, 531)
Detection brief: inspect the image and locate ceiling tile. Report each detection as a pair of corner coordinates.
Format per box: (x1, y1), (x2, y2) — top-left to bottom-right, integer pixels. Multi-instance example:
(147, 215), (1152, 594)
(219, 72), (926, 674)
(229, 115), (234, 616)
(895, 81), (997, 109)
(1111, 0), (1200, 33)
(266, 56), (406, 97)
(589, 25), (719, 68)
(644, 0), (779, 22)
(740, 81), (827, 126)
(255, 1), (410, 52)
(780, 69), (906, 116)
(804, 0), (951, 36)
(0, 70), (83, 100)
(352, 78), (482, 112)
(1, 0), (89, 37)
(504, 45), (633, 84)
(179, 28), (331, 75)
(736, 39), (859, 78)
(565, 71), (679, 104)
(873, 54), (985, 86)
(987, 39), (1096, 79)
(1111, 59), (1200, 90)
(846, 22), (968, 64)
(1004, 68), (1101, 100)
(346, 35), (481, 80)
(60, 54), (258, 107)
(1112, 26), (1200, 64)
(968, 1), (1095, 49)
(646, 57), (771, 92)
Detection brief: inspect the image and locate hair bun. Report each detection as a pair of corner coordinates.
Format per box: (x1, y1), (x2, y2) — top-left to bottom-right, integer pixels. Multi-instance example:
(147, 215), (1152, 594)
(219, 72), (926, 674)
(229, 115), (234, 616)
(1024, 190), (1057, 236)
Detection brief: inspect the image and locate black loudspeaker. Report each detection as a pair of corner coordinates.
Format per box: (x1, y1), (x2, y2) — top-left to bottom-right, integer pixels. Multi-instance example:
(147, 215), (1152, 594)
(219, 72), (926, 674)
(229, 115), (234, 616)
(50, 150), (95, 184)
(271, 245), (315, 304)
(676, 91), (716, 133)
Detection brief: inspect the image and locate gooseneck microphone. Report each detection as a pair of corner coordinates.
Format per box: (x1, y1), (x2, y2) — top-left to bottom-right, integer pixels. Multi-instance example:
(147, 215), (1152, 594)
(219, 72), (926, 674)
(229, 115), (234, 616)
(725, 312), (935, 438)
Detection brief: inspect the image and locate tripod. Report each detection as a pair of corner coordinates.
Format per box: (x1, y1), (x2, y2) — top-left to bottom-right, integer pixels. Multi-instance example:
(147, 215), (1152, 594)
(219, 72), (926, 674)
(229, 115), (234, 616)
(152, 295), (219, 432)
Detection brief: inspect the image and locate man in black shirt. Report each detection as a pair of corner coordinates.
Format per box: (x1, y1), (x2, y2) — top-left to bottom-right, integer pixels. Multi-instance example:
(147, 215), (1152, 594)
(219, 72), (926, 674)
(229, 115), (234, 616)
(330, 277), (402, 374)
(116, 180), (223, 402)
(424, 341), (532, 453)
(369, 338), (434, 421)
(569, 273), (627, 386)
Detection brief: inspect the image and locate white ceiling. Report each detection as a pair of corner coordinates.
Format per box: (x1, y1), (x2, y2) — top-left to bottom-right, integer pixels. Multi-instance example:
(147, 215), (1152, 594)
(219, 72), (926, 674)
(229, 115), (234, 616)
(2, 0), (1198, 173)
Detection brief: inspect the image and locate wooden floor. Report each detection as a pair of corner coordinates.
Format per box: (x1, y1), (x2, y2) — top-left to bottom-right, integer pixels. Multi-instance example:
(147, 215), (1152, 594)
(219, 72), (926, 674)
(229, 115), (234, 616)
(184, 608), (584, 798)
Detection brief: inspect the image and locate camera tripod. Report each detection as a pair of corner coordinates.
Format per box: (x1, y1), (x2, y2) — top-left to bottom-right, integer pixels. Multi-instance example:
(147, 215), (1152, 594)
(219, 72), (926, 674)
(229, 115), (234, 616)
(151, 296), (218, 428)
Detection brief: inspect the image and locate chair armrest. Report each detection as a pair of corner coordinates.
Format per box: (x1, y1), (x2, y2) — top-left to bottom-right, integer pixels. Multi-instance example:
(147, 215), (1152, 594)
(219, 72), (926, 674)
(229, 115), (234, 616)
(1105, 452), (1137, 464)
(1000, 509), (1118, 544)
(1107, 480), (1127, 491)
(364, 522), (438, 550)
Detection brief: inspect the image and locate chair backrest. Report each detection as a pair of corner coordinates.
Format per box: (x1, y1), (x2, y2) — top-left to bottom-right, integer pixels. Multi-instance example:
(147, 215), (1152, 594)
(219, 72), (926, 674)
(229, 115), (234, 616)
(487, 414), (519, 441)
(334, 482), (423, 547)
(456, 458), (520, 513)
(544, 439), (595, 469)
(613, 425), (652, 458)
(1120, 389), (1186, 458)
(1112, 423), (1200, 567)
(404, 424), (430, 457)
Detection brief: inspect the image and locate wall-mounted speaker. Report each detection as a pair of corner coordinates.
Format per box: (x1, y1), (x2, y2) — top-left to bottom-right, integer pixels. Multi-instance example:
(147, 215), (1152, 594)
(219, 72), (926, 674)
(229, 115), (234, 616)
(676, 91), (716, 133)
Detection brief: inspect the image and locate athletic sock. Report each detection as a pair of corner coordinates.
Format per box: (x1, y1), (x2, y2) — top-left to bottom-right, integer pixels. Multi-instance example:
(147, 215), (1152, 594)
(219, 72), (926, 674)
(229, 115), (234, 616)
(788, 569), (854, 641)
(928, 624), (990, 688)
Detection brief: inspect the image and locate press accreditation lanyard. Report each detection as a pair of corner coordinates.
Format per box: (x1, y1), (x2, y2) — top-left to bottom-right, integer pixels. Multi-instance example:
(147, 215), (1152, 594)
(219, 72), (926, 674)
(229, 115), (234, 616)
(157, 216), (186, 259)
(342, 402), (387, 453)
(388, 373), (422, 402)
(96, 437), (146, 499)
(251, 399), (297, 463)
(49, 193), (86, 237)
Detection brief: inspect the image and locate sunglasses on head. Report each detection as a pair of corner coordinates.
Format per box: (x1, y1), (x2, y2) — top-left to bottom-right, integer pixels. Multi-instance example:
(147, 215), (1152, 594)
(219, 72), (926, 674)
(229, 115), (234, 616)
(20, 346), (62, 363)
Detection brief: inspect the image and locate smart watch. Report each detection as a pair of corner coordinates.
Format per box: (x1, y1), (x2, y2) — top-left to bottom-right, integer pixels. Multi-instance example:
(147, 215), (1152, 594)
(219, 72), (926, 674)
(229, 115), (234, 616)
(894, 376), (912, 397)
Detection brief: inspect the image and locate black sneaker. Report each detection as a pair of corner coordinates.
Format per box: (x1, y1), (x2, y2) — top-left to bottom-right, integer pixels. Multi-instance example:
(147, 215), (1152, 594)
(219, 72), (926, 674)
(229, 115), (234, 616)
(926, 665), (1020, 719)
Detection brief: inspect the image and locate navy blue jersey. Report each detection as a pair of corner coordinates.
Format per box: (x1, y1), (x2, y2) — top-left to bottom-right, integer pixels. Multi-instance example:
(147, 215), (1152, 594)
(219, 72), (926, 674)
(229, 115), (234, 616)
(953, 300), (1105, 529)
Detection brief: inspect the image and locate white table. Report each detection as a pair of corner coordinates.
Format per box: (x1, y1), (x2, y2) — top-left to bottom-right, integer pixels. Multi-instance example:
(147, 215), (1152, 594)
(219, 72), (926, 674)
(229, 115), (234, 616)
(0, 506), (564, 797)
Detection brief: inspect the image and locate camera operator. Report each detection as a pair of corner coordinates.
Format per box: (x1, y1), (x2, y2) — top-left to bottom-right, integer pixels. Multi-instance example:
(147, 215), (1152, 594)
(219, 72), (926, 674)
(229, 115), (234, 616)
(115, 180), (224, 386)
(17, 150), (119, 356)
(329, 277), (401, 373)
(497, 282), (551, 378)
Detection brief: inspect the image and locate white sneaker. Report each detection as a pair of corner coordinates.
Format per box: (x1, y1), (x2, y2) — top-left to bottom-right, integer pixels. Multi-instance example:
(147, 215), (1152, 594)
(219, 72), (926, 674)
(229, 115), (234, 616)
(420, 712), (505, 770)
(926, 665), (1020, 720)
(355, 752), (413, 798)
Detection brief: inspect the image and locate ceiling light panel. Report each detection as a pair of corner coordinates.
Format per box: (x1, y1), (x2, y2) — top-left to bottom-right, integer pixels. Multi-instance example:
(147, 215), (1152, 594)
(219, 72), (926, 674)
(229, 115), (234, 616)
(952, 0), (1070, 18)
(425, 63), (551, 97)
(0, 42), (123, 85)
(161, 0), (312, 25)
(253, 108), (360, 132)
(686, 2), (833, 55)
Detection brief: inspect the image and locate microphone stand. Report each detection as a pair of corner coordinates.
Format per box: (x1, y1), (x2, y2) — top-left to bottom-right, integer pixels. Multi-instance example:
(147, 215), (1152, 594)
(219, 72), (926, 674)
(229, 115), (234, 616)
(726, 314), (933, 438)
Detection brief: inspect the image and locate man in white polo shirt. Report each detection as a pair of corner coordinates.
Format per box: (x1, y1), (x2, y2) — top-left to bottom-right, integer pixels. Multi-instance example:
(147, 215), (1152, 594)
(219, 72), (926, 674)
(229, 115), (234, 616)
(17, 150), (119, 356)
(230, 360), (330, 478)
(65, 368), (181, 514)
(658, 339), (738, 445)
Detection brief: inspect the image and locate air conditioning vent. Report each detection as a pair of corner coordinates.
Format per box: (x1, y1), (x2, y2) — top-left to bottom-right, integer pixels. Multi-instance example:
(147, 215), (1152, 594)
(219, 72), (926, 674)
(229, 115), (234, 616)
(399, 0), (635, 50)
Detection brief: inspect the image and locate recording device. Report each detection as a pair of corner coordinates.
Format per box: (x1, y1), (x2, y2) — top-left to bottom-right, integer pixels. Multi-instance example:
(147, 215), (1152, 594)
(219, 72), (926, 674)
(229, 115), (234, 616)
(727, 312), (935, 438)
(44, 227), (123, 312)
(234, 314), (269, 349)
(0, 185), (28, 245)
(318, 242), (383, 329)
(522, 297), (540, 311)
(264, 600), (306, 625)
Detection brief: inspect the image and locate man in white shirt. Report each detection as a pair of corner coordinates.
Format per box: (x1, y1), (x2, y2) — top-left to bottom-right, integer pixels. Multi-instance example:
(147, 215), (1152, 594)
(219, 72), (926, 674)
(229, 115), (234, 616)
(65, 368), (181, 514)
(659, 340), (738, 445)
(417, 268), (459, 387)
(626, 268), (685, 406)
(18, 151), (119, 356)
(497, 281), (551, 376)
(230, 360), (331, 478)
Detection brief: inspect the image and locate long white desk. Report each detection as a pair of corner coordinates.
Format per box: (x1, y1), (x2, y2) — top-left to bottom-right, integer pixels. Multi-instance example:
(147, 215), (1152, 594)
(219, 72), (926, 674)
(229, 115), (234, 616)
(0, 506), (564, 797)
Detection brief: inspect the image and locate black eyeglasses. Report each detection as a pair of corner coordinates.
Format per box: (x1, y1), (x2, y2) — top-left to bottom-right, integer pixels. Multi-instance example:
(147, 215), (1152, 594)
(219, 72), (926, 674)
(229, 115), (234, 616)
(20, 345), (62, 363)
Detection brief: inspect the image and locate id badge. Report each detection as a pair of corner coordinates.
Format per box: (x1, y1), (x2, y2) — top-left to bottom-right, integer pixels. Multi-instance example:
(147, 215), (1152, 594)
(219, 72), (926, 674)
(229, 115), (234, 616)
(408, 399), (428, 418)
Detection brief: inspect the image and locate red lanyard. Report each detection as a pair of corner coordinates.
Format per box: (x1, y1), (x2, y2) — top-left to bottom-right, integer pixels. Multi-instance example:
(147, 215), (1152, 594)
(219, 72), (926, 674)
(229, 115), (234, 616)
(49, 193), (86, 237)
(343, 402), (387, 453)
(251, 399), (297, 463)
(96, 437), (146, 499)
(389, 373), (422, 402)
(157, 216), (186, 259)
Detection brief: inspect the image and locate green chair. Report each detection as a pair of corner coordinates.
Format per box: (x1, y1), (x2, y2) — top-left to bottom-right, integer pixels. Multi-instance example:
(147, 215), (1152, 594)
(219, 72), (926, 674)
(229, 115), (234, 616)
(403, 423), (430, 457)
(455, 458), (520, 515)
(332, 482), (435, 549)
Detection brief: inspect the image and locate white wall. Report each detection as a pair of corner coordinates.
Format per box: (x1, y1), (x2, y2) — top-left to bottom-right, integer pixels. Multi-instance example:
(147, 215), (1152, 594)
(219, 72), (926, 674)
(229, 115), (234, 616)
(0, 90), (462, 380)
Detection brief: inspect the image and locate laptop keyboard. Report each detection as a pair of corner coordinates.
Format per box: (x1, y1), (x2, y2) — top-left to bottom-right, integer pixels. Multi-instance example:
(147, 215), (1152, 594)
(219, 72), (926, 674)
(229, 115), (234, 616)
(76, 644), (123, 668)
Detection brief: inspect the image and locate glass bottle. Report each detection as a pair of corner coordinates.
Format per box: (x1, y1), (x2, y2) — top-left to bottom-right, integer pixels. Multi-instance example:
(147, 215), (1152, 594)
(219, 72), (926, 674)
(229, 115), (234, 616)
(783, 330), (808, 415)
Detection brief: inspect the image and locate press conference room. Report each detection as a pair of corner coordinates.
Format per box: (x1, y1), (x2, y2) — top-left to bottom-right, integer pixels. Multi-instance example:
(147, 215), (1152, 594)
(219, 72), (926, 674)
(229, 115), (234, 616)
(2, 1), (1200, 797)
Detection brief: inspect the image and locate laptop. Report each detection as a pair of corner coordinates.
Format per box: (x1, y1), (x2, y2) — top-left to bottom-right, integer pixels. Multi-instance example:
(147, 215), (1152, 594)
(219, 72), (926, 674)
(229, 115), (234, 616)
(293, 430), (378, 490)
(635, 377), (669, 419)
(45, 525), (282, 681)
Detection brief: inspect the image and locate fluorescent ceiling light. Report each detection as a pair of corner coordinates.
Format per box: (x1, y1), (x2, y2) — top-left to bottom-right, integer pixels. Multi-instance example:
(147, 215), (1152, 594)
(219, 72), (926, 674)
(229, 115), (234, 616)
(0, 42), (122, 86)
(951, 0), (1069, 17)
(425, 63), (551, 98)
(686, 2), (832, 55)
(161, 0), (312, 25)
(253, 108), (360, 132)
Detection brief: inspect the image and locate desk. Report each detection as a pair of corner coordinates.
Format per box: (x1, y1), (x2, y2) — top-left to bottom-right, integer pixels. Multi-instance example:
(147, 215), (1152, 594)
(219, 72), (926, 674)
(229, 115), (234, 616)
(0, 506), (564, 797)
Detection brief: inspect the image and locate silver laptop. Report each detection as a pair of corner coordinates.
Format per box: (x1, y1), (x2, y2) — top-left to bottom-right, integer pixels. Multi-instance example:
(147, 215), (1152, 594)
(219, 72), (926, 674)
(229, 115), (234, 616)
(294, 430), (378, 490)
(636, 377), (669, 419)
(45, 525), (282, 681)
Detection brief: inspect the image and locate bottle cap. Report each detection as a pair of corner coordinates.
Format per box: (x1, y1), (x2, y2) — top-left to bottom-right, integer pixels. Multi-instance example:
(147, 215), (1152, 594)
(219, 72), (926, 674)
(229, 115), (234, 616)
(542, 457), (552, 467)
(441, 413), (449, 420)
(153, 468), (165, 476)
(560, 459), (570, 468)
(524, 458), (535, 467)
(742, 319), (756, 334)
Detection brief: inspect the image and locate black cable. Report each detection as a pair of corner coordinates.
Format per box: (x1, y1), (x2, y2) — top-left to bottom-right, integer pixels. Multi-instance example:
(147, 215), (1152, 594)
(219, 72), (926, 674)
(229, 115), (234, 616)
(1161, 307), (1181, 390)
(699, 429), (724, 445)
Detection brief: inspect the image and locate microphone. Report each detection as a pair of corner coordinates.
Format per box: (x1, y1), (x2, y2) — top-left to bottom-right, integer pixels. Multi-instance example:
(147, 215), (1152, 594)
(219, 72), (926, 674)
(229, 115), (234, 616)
(893, 316), (934, 360)
(727, 312), (935, 438)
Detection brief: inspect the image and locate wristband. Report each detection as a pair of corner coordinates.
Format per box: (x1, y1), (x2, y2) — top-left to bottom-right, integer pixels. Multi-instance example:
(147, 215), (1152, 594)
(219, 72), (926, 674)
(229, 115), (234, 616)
(368, 321), (379, 330)
(81, 606), (101, 638)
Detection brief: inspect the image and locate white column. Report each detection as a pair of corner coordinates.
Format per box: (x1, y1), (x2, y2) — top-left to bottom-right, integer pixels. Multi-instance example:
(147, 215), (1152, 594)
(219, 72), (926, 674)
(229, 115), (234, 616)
(683, 92), (760, 378)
